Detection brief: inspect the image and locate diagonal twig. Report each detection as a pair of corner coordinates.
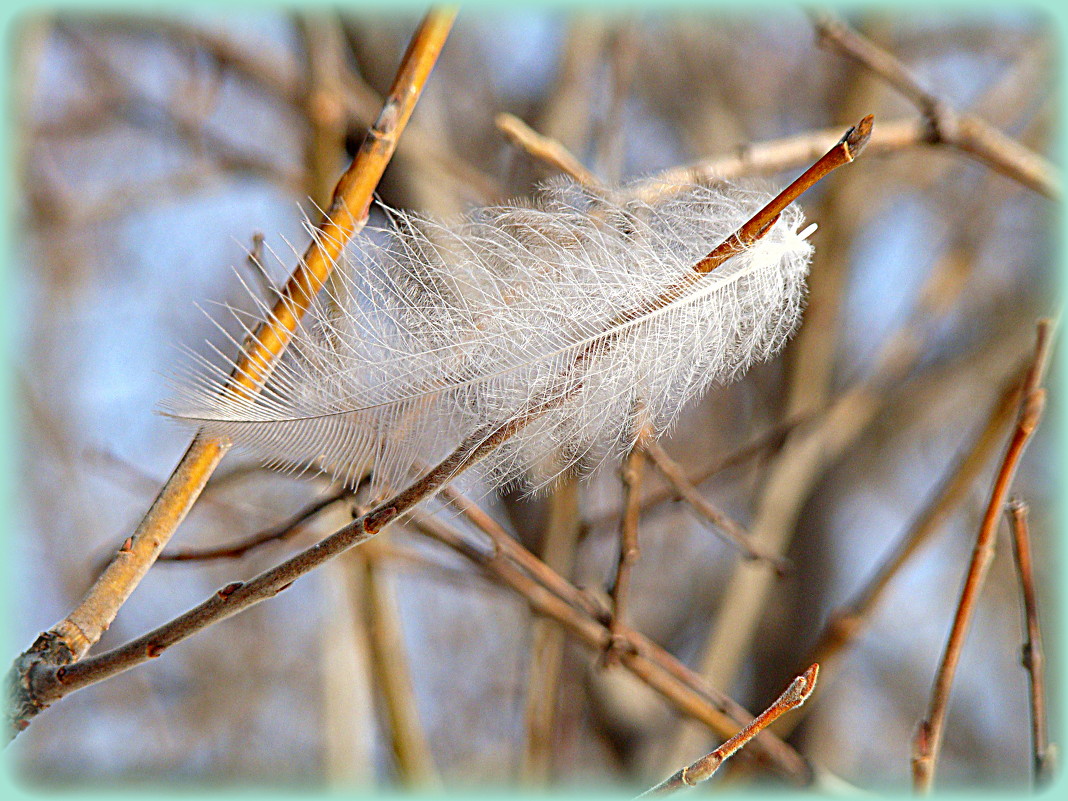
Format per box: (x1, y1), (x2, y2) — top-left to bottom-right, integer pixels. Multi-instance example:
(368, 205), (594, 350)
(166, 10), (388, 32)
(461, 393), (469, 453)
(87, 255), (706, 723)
(911, 318), (1055, 792)
(778, 361), (1027, 734)
(157, 488), (351, 562)
(6, 5), (458, 739)
(643, 439), (788, 570)
(811, 10), (1059, 199)
(496, 112), (602, 187)
(406, 509), (814, 784)
(640, 664), (818, 795)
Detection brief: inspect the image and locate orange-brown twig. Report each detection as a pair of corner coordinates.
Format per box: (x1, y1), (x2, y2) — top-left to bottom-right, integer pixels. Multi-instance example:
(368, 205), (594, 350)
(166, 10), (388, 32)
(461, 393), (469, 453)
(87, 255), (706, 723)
(785, 363), (1027, 730)
(641, 665), (819, 795)
(1006, 499), (1056, 787)
(6, 112), (869, 741)
(6, 6), (458, 740)
(696, 116), (872, 274)
(912, 319), (1055, 792)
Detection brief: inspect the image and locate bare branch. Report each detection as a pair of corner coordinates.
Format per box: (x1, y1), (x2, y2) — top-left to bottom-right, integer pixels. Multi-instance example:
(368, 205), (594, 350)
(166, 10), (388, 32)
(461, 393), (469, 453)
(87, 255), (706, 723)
(6, 6), (458, 738)
(641, 665), (818, 795)
(811, 11), (1060, 199)
(912, 319), (1055, 792)
(643, 439), (788, 569)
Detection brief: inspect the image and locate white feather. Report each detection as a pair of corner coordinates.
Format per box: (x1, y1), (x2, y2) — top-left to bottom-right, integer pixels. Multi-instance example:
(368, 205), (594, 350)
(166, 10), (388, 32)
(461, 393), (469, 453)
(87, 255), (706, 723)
(162, 178), (814, 496)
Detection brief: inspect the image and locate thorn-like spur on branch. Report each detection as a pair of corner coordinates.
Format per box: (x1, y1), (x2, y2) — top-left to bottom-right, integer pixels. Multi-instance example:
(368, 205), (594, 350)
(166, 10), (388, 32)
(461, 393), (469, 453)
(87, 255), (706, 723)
(5, 112), (870, 739)
(6, 6), (457, 743)
(911, 319), (1055, 793)
(640, 664), (819, 796)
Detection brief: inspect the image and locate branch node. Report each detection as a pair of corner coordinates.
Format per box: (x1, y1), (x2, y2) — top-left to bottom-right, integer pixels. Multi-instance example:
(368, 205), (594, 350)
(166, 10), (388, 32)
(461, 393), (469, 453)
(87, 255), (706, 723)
(217, 581), (244, 599)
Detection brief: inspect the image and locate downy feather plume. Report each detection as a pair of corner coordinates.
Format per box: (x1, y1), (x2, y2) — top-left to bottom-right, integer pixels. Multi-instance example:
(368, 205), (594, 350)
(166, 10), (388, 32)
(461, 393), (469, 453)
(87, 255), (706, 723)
(163, 179), (815, 498)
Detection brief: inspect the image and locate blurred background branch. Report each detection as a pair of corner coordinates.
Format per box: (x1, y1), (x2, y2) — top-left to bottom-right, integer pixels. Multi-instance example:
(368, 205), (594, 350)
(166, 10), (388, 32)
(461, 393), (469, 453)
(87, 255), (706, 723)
(7, 5), (1057, 791)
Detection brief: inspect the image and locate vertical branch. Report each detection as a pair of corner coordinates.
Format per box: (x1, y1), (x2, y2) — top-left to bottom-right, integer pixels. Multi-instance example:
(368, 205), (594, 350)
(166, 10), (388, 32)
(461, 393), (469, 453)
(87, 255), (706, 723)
(521, 474), (582, 785)
(912, 320), (1054, 793)
(607, 421), (651, 662)
(1005, 499), (1055, 787)
(358, 539), (441, 790)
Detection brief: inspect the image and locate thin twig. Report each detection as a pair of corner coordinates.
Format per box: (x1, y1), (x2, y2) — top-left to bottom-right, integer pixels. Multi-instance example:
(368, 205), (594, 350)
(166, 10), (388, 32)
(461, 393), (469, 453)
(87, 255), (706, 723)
(6, 113), (870, 738)
(679, 144), (1005, 722)
(584, 415), (806, 533)
(629, 117), (913, 203)
(426, 487), (813, 781)
(157, 489), (350, 562)
(696, 115), (872, 273)
(606, 421), (651, 664)
(6, 6), (458, 738)
(1007, 499), (1056, 787)
(495, 112), (602, 187)
(811, 11), (1059, 199)
(782, 363), (1026, 733)
(912, 319), (1055, 793)
(640, 665), (818, 795)
(406, 511), (814, 784)
(643, 439), (789, 570)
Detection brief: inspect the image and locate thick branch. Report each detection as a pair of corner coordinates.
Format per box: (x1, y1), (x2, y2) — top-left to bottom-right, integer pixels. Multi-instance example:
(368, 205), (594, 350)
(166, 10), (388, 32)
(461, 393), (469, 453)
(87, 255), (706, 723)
(7, 6), (457, 739)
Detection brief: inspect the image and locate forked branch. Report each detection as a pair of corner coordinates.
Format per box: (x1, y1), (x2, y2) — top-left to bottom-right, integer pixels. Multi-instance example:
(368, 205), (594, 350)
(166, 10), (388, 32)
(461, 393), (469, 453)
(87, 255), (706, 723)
(6, 5), (458, 740)
(911, 319), (1055, 792)
(7, 114), (872, 738)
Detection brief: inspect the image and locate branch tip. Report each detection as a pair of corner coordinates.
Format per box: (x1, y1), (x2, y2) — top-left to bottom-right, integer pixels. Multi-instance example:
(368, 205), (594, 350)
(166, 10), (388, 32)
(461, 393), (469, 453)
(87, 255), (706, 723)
(843, 115), (874, 159)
